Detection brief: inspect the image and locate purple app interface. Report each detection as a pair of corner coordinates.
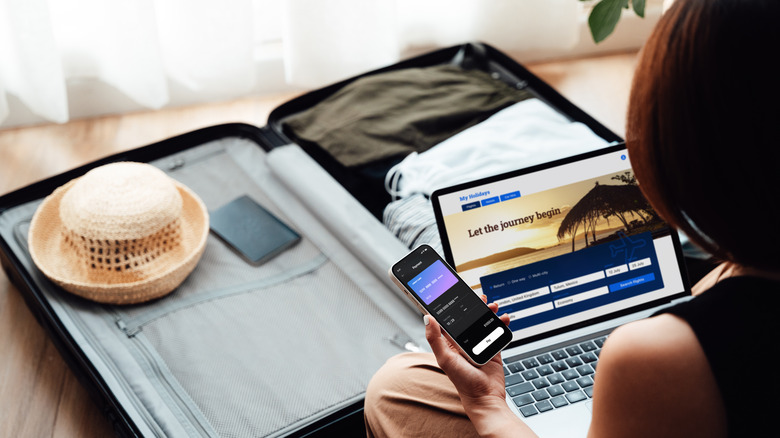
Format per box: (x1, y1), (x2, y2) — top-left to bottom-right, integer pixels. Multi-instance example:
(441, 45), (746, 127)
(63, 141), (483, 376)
(408, 260), (458, 305)
(407, 259), (492, 341)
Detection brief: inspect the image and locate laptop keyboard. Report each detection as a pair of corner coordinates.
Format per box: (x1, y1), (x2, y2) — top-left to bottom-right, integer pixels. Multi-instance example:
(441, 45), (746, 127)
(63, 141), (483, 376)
(503, 334), (608, 418)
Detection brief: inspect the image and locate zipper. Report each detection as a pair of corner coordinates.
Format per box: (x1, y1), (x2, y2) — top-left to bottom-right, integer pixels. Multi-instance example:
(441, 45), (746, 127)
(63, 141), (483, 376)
(117, 253), (328, 336)
(128, 332), (219, 437)
(58, 304), (166, 437)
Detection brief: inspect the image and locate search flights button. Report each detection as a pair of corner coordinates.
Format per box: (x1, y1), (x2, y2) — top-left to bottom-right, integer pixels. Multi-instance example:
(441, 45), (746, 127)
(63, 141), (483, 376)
(608, 273), (656, 292)
(473, 327), (504, 355)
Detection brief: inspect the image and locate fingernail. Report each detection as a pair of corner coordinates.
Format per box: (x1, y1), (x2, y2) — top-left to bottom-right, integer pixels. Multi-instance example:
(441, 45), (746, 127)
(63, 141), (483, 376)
(423, 315), (430, 326)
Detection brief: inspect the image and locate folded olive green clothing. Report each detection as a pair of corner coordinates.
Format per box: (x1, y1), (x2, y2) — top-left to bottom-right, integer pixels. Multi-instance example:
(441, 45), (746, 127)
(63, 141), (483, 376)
(282, 64), (533, 167)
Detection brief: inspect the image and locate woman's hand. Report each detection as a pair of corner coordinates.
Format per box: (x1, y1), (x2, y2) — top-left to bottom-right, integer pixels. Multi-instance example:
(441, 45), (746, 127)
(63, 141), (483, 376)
(424, 295), (536, 438)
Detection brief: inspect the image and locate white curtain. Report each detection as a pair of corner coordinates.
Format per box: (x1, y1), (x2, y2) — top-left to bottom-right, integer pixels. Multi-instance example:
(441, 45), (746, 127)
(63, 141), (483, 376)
(0, 0), (580, 126)
(0, 0), (68, 123)
(284, 0), (580, 88)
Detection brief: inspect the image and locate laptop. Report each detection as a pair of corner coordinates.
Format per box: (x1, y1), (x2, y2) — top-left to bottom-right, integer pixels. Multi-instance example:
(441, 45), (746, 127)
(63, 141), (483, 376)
(431, 143), (691, 437)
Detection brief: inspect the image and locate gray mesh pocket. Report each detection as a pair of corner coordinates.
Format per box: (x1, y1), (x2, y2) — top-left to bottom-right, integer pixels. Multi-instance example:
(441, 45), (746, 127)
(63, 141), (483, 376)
(113, 236), (324, 335)
(140, 260), (408, 437)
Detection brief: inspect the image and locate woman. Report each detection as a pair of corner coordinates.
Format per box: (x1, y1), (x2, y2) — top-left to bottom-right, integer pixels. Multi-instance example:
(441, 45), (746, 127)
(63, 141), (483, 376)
(364, 0), (779, 436)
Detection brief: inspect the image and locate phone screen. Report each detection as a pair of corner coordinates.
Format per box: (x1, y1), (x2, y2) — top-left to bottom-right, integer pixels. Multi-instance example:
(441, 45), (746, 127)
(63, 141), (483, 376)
(391, 245), (512, 365)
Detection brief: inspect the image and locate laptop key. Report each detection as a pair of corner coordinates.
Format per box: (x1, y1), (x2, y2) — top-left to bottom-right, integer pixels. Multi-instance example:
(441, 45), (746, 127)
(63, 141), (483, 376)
(513, 393), (535, 407)
(562, 381), (580, 392)
(537, 365), (554, 376)
(547, 385), (565, 397)
(562, 369), (580, 380)
(507, 362), (524, 373)
(584, 386), (595, 398)
(565, 356), (584, 368)
(594, 337), (607, 348)
(576, 365), (594, 376)
(547, 373), (565, 386)
(551, 395), (569, 408)
(536, 353), (554, 365)
(519, 405), (538, 417)
(576, 376), (594, 388)
(504, 366), (510, 376)
(566, 390), (588, 404)
(532, 378), (550, 390)
(536, 400), (554, 413)
(579, 341), (598, 352)
(551, 349), (568, 360)
(580, 352), (598, 363)
(505, 373), (524, 387)
(532, 389), (550, 401)
(521, 369), (539, 380)
(551, 360), (568, 372)
(565, 345), (583, 356)
(522, 358), (540, 369)
(507, 382), (535, 397)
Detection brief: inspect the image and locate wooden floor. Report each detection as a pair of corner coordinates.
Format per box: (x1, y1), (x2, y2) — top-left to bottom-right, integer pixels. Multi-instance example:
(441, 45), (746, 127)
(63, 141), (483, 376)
(0, 51), (637, 437)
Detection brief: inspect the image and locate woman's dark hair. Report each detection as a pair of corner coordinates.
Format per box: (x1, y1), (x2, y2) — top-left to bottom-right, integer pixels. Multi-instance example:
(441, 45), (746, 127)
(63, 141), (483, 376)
(626, 0), (780, 271)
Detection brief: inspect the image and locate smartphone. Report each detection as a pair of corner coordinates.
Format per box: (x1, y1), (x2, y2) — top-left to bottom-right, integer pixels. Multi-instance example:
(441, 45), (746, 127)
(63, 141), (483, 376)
(389, 244), (512, 366)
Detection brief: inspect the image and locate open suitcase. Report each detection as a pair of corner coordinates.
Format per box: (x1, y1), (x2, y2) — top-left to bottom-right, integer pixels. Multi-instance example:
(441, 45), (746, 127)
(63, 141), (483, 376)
(0, 43), (630, 437)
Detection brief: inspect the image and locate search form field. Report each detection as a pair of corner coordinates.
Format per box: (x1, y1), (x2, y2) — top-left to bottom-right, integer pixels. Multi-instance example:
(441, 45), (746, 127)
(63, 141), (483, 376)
(551, 271), (605, 292)
(507, 302), (555, 321)
(494, 286), (551, 308)
(605, 264), (628, 277)
(629, 258), (652, 270)
(554, 286), (609, 308)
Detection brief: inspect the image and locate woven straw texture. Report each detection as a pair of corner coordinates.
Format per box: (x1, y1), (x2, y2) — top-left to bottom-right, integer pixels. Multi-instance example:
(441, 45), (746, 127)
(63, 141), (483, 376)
(28, 162), (209, 304)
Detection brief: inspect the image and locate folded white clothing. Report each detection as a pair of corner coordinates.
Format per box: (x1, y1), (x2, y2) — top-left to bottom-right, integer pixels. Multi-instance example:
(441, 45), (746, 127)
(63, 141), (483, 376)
(382, 193), (442, 255)
(384, 98), (612, 200)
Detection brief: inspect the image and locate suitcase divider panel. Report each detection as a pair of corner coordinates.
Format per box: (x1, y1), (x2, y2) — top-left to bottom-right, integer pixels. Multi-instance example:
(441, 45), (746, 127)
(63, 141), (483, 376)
(263, 144), (419, 316)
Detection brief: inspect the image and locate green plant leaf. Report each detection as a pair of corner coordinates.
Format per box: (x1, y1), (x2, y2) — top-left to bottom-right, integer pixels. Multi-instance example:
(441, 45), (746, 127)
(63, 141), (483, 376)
(632, 0), (646, 18)
(588, 0), (629, 43)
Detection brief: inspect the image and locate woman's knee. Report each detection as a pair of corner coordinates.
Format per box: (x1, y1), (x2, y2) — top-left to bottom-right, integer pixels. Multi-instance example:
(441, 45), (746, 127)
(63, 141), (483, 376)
(366, 352), (439, 409)
(365, 352), (477, 437)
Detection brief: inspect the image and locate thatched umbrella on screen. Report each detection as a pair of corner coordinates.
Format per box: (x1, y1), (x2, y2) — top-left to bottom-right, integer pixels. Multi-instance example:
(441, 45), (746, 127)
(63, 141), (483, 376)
(557, 183), (655, 251)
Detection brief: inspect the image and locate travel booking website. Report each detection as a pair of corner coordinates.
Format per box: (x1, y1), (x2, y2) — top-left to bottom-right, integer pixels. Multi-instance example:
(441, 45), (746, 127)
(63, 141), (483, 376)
(436, 150), (686, 339)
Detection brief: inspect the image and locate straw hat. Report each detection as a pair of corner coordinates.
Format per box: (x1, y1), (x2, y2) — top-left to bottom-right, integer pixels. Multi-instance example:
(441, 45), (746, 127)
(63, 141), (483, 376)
(28, 162), (209, 305)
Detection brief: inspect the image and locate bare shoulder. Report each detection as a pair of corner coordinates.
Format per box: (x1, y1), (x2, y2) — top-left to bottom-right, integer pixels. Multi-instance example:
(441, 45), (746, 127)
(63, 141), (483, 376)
(587, 315), (727, 438)
(603, 313), (696, 356)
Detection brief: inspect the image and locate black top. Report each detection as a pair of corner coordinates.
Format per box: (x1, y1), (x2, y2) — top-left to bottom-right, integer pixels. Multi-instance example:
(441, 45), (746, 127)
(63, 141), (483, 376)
(658, 276), (780, 436)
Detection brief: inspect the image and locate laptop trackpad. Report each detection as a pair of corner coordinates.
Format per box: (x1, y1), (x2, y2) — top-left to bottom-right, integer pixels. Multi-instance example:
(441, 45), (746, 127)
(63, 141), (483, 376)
(525, 403), (592, 438)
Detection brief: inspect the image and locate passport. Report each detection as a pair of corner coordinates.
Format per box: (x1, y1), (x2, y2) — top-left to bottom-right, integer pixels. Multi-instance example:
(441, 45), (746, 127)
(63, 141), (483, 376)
(210, 195), (300, 265)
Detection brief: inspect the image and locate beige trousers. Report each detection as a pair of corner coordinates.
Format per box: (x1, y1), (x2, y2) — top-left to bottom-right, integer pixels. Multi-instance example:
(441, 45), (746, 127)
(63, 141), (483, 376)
(364, 352), (480, 438)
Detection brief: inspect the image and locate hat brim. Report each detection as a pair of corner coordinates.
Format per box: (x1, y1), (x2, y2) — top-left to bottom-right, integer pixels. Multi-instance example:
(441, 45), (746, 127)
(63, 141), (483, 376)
(28, 178), (209, 305)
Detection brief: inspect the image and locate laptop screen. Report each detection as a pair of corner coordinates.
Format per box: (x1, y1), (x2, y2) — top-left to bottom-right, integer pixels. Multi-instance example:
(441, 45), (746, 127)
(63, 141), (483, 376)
(431, 144), (690, 344)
